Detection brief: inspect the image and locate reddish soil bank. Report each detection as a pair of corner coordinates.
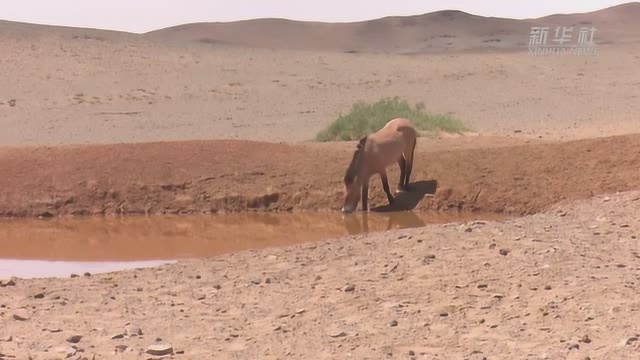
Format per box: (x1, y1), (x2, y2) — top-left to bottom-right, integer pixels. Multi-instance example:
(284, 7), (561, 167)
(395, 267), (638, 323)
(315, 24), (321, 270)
(0, 134), (639, 218)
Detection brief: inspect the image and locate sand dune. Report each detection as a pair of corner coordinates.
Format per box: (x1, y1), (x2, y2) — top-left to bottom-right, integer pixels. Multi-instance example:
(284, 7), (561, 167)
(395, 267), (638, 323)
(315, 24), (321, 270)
(143, 2), (640, 53)
(1, 2), (639, 54)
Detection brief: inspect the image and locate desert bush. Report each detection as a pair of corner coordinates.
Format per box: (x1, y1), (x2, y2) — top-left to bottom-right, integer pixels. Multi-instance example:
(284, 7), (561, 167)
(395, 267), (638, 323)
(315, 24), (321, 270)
(315, 97), (468, 141)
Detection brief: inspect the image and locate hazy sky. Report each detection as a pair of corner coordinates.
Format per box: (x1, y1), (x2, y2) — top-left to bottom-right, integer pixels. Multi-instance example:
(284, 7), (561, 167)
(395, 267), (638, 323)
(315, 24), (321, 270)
(2, 0), (633, 33)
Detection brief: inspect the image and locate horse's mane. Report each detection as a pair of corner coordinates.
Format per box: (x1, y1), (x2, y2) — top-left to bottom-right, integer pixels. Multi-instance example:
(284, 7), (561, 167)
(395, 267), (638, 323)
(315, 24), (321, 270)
(343, 136), (367, 184)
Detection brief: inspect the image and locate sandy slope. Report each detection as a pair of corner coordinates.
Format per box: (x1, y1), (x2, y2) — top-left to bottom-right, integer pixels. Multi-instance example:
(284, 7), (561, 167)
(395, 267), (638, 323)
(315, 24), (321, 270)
(1, 40), (639, 146)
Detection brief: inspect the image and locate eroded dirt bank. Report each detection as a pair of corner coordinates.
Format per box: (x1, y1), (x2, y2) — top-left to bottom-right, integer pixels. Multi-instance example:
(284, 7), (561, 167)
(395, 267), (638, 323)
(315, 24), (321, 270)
(1, 134), (639, 218)
(1, 191), (640, 359)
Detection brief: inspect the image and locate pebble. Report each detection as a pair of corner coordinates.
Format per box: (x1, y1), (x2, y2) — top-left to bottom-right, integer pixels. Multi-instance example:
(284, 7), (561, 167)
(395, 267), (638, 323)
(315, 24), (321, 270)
(477, 284), (488, 289)
(66, 335), (82, 343)
(44, 327), (63, 333)
(0, 278), (16, 287)
(84, 272), (91, 277)
(125, 325), (143, 336)
(343, 284), (355, 292)
(0, 335), (12, 342)
(33, 293), (45, 299)
(146, 344), (174, 356)
(580, 335), (592, 344)
(111, 333), (125, 340)
(54, 346), (76, 358)
(12, 310), (30, 321)
(568, 344), (579, 350)
(544, 285), (552, 290)
(389, 320), (398, 327)
(70, 274), (79, 278)
(329, 331), (347, 338)
(115, 344), (128, 353)
(626, 336), (638, 345)
(499, 248), (510, 256)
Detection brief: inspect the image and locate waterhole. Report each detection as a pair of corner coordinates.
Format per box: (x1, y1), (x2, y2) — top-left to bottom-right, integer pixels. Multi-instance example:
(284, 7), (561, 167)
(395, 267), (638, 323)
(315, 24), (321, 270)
(0, 211), (508, 278)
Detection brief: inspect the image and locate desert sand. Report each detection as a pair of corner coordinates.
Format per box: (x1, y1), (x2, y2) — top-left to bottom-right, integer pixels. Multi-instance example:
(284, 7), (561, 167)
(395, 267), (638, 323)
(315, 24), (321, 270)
(2, 2), (640, 359)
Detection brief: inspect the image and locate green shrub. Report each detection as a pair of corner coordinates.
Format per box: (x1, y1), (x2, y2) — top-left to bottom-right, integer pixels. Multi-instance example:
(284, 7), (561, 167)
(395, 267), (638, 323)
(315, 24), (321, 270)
(315, 97), (468, 141)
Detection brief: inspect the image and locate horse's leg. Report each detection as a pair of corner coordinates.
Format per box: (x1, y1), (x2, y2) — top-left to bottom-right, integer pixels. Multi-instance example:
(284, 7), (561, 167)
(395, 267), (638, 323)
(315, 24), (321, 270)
(404, 139), (417, 190)
(361, 181), (369, 212)
(380, 170), (395, 206)
(396, 156), (407, 192)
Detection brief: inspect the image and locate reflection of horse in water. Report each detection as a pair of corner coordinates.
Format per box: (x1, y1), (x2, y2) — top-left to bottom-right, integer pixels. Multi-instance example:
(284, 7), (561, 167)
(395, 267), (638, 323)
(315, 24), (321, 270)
(342, 211), (427, 235)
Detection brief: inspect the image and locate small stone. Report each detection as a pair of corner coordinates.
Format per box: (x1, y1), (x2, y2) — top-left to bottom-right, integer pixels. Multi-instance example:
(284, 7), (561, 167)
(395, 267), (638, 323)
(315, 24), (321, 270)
(439, 312), (449, 317)
(66, 335), (82, 343)
(315, 275), (322, 281)
(146, 344), (174, 356)
(84, 272), (91, 277)
(568, 344), (579, 350)
(0, 278), (16, 287)
(12, 310), (30, 321)
(329, 331), (347, 338)
(464, 227), (473, 233)
(34, 293), (45, 299)
(389, 320), (398, 327)
(265, 278), (271, 284)
(544, 285), (552, 290)
(626, 336), (638, 345)
(409, 350), (415, 356)
(213, 284), (221, 290)
(43, 327), (63, 333)
(115, 345), (128, 353)
(251, 279), (262, 285)
(8, 99), (16, 107)
(195, 275), (201, 279)
(294, 309), (306, 314)
(580, 335), (591, 344)
(111, 333), (125, 340)
(54, 346), (76, 358)
(477, 284), (488, 289)
(125, 325), (142, 336)
(424, 254), (436, 260)
(499, 248), (510, 256)
(343, 284), (355, 292)
(197, 295), (206, 301)
(70, 274), (79, 278)
(0, 335), (12, 342)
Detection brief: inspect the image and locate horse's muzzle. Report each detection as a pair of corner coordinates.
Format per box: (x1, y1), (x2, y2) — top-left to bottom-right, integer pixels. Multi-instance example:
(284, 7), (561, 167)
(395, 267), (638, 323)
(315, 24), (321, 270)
(341, 206), (355, 214)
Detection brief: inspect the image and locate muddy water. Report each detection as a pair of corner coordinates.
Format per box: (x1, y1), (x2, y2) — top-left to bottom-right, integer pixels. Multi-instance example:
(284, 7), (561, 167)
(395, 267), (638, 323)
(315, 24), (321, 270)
(0, 211), (508, 278)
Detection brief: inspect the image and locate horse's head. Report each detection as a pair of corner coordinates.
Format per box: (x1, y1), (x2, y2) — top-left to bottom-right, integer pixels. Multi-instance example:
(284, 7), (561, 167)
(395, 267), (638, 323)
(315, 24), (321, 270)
(341, 136), (367, 213)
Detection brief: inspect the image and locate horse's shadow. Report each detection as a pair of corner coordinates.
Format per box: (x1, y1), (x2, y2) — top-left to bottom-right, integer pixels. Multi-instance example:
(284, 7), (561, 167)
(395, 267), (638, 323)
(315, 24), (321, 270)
(371, 180), (438, 213)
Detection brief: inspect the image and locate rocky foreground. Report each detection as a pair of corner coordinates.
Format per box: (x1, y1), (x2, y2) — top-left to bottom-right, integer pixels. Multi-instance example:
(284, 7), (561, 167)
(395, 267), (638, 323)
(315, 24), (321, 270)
(1, 191), (640, 359)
